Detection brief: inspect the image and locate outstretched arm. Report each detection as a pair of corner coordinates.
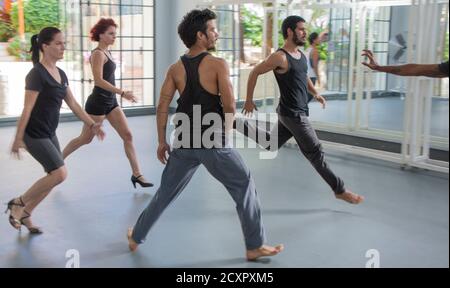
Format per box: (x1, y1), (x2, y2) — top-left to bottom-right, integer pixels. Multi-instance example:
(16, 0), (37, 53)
(362, 50), (448, 78)
(244, 52), (285, 116)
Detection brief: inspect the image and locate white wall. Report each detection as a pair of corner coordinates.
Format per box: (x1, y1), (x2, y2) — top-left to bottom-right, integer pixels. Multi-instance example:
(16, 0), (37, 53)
(154, 0), (200, 106)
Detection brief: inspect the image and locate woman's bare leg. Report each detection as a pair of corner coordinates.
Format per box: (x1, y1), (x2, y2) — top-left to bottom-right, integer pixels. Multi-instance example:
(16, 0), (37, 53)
(106, 107), (144, 178)
(63, 115), (106, 159)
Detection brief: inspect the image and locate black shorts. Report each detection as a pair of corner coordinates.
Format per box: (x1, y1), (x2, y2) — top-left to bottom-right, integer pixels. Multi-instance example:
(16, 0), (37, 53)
(23, 133), (65, 173)
(85, 94), (119, 116)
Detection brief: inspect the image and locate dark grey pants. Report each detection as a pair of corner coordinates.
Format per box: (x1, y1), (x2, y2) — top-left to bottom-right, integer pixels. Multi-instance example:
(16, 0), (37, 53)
(132, 148), (266, 250)
(235, 114), (345, 194)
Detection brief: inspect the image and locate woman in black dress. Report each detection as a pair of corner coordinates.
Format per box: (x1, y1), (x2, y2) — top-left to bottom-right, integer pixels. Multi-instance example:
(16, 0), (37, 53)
(63, 18), (153, 189)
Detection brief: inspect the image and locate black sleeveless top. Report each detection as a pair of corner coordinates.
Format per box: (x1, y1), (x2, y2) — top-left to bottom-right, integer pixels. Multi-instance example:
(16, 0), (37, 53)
(274, 48), (310, 117)
(91, 49), (116, 99)
(174, 52), (225, 149)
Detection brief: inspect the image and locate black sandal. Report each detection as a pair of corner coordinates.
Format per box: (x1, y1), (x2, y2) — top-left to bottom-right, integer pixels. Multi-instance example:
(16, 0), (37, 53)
(20, 210), (43, 234)
(4, 197), (25, 231)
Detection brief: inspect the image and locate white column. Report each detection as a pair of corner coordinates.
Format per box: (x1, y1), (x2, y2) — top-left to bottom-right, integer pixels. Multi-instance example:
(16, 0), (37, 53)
(154, 0), (201, 107)
(347, 5), (358, 130)
(174, 0), (202, 57)
(272, 0), (280, 109)
(272, 0), (279, 52)
(354, 5), (367, 131)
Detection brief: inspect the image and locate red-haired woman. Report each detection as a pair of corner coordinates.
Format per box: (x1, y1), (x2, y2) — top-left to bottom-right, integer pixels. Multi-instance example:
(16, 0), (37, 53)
(63, 18), (153, 188)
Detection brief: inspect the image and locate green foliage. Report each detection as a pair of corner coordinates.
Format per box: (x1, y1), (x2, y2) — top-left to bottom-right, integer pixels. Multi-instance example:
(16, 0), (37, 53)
(8, 0), (60, 59)
(7, 33), (32, 60)
(0, 19), (16, 42)
(10, 0), (60, 35)
(305, 8), (329, 61)
(241, 6), (263, 47)
(318, 43), (328, 61)
(277, 18), (284, 48)
(241, 5), (329, 62)
(444, 32), (449, 61)
(0, 8), (16, 42)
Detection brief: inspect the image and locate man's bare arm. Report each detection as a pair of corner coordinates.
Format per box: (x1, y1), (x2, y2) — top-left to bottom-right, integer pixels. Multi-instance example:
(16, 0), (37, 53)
(157, 66), (177, 144)
(217, 59), (236, 133)
(362, 49), (447, 78)
(246, 52), (285, 102)
(377, 64), (446, 78)
(307, 78), (326, 109)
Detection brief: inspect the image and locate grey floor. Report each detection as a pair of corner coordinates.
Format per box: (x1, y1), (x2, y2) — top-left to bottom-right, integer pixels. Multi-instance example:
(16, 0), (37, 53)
(0, 115), (448, 268)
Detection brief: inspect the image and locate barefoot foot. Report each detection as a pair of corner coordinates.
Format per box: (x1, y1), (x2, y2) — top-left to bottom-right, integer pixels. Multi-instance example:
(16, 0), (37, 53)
(336, 190), (364, 205)
(246, 244), (284, 261)
(127, 228), (139, 252)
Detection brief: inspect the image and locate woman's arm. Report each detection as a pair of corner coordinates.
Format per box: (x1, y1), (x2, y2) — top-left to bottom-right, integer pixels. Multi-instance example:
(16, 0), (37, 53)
(11, 90), (39, 158)
(91, 50), (123, 94)
(64, 87), (105, 140)
(312, 48), (321, 85)
(91, 50), (137, 102)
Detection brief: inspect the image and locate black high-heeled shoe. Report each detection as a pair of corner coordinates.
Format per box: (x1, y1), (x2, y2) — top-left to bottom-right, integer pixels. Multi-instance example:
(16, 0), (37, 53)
(4, 197), (25, 231)
(131, 175), (154, 188)
(20, 210), (43, 234)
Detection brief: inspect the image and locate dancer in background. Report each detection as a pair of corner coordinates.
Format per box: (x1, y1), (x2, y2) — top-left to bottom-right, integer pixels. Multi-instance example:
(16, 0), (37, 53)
(63, 18), (153, 189)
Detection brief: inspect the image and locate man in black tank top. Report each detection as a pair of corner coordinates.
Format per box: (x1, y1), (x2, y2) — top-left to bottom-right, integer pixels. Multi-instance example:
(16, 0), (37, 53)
(239, 16), (364, 205)
(128, 9), (283, 261)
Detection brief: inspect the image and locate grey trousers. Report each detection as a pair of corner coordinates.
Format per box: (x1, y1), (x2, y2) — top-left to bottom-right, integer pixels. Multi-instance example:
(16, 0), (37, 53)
(132, 148), (266, 250)
(235, 114), (345, 194)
